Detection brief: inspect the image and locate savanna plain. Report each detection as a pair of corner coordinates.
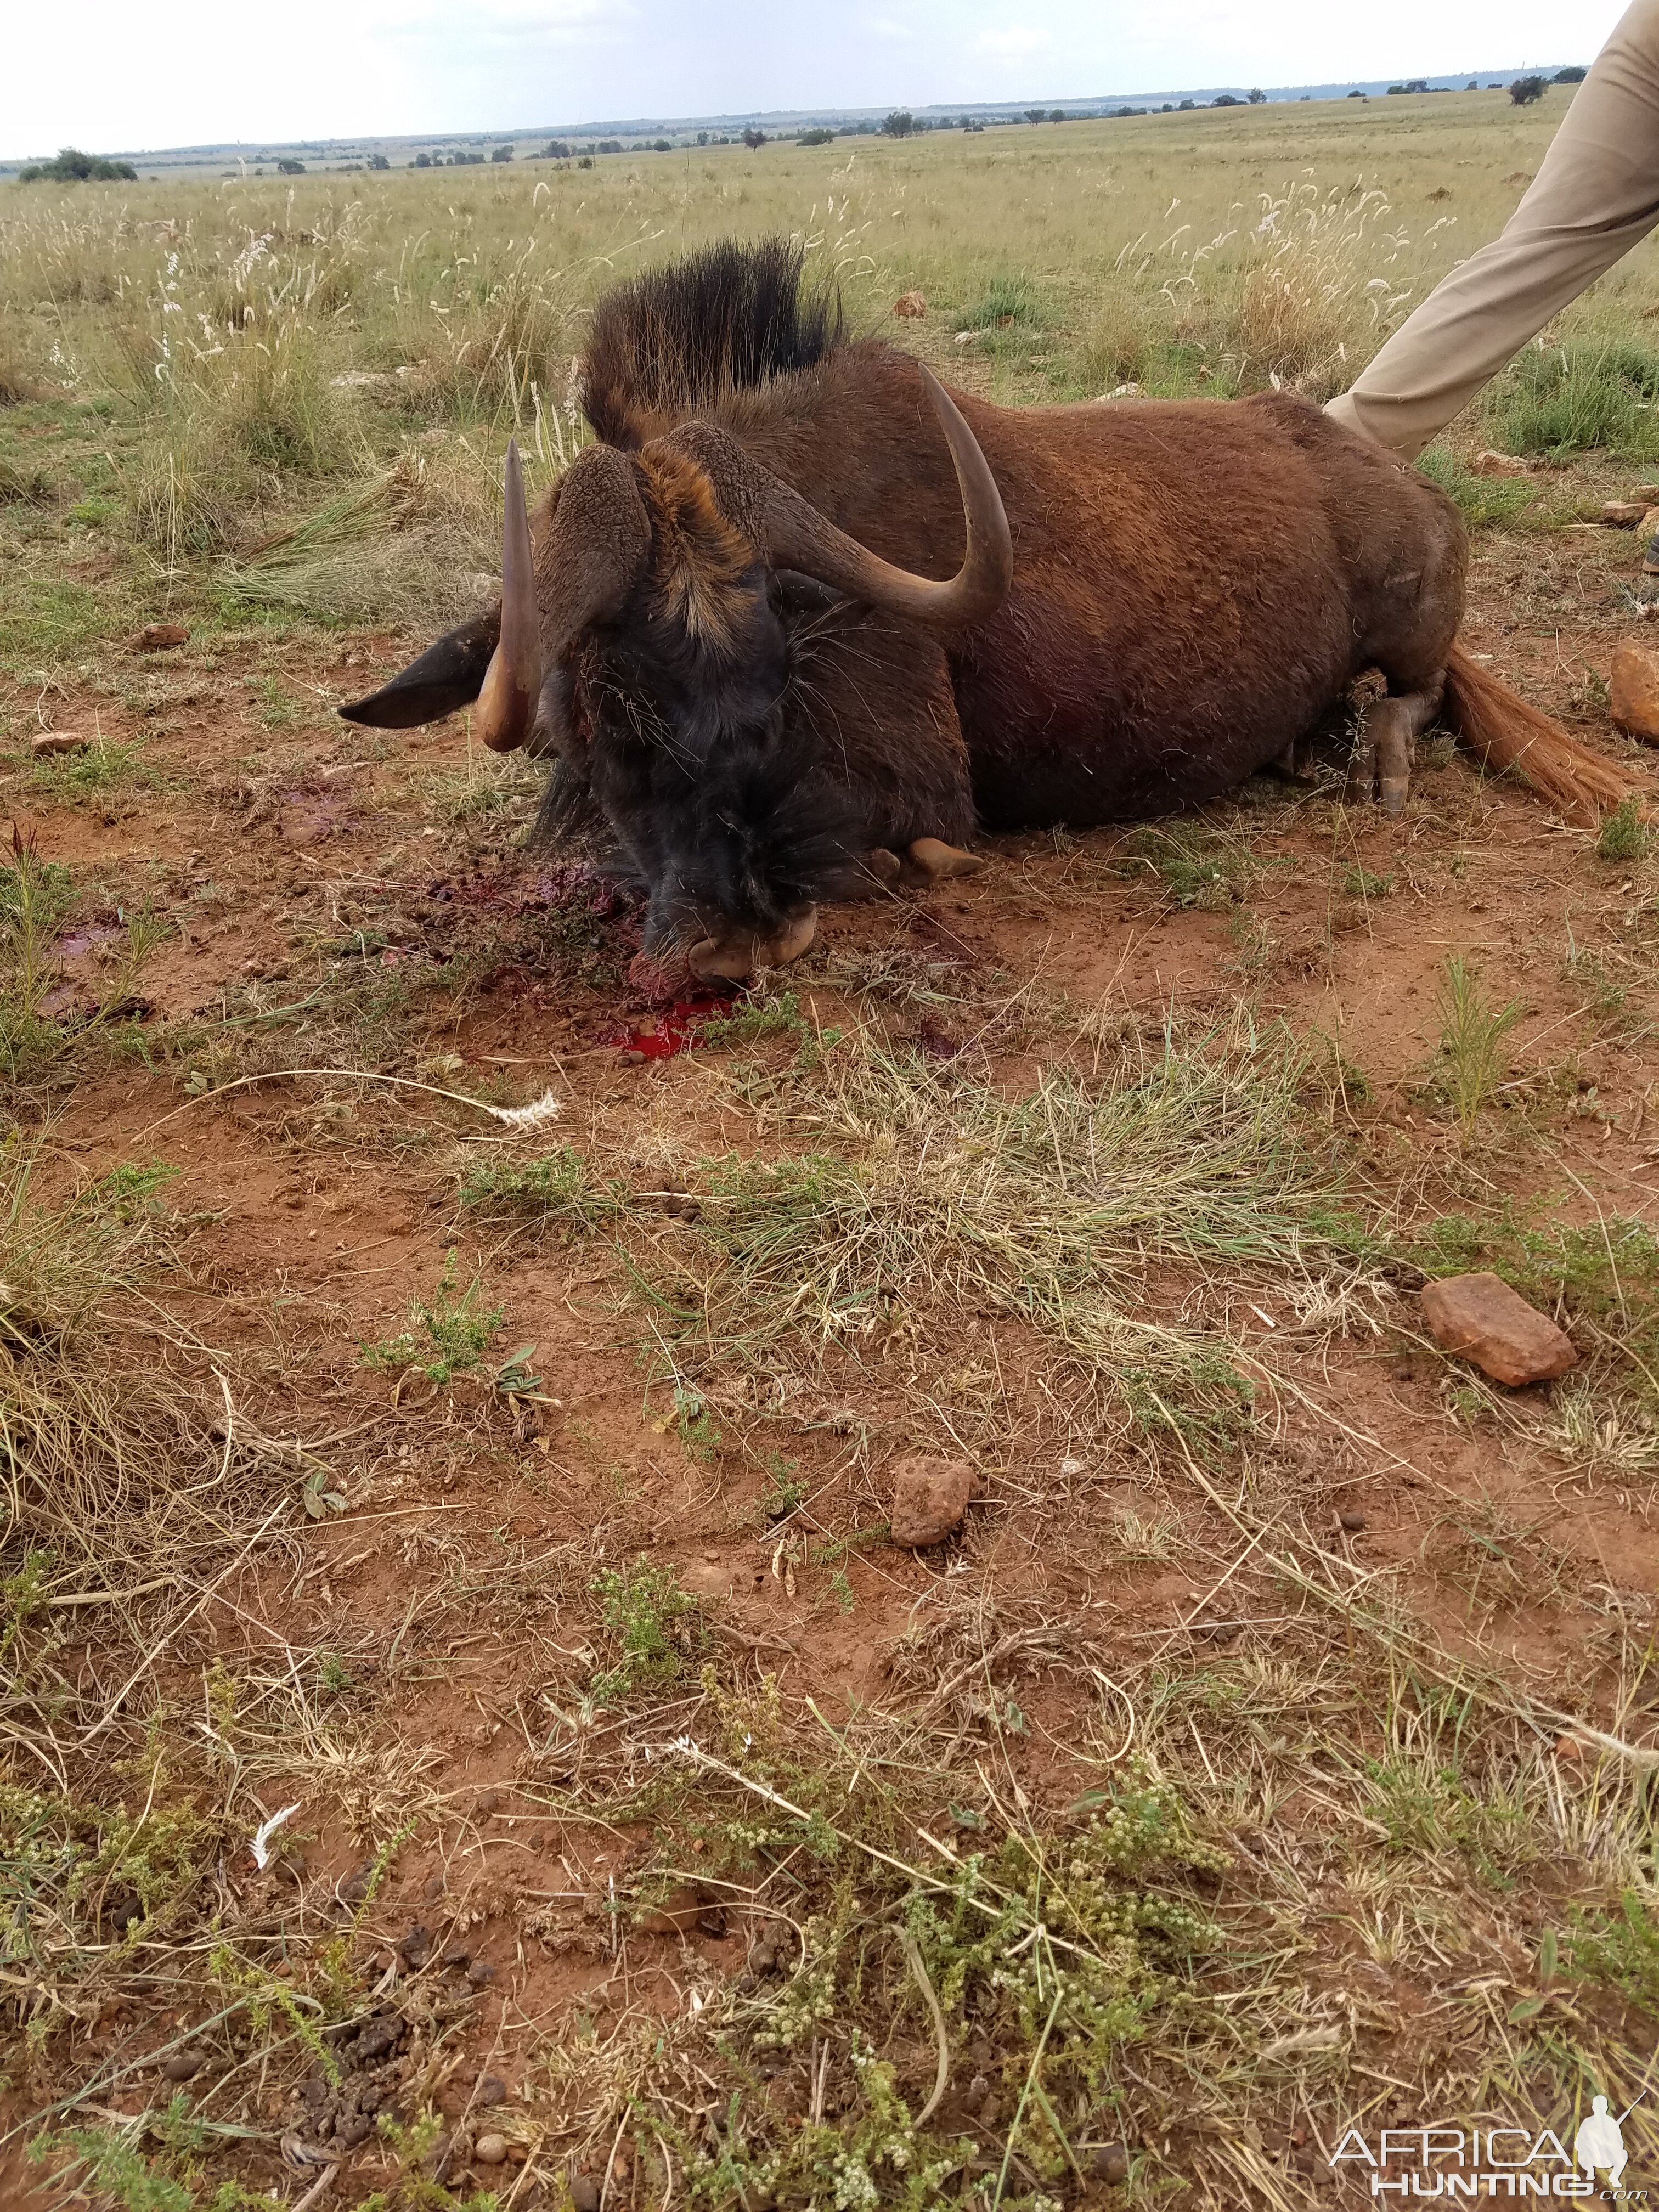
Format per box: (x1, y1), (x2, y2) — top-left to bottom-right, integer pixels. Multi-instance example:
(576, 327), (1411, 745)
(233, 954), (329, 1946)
(7, 85), (1659, 2212)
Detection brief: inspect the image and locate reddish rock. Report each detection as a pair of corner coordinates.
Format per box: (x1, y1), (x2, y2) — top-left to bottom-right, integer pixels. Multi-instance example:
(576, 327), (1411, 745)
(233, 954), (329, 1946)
(892, 290), (927, 318)
(1419, 1272), (1578, 1386)
(1610, 640), (1659, 742)
(889, 1455), (973, 1547)
(1470, 450), (1530, 477)
(31, 731), (88, 756)
(128, 623), (190, 652)
(1602, 501), (1649, 527)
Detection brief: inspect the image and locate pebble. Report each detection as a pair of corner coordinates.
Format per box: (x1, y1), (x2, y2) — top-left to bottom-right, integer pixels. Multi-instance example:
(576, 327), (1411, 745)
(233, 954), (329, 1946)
(963, 2073), (989, 2111)
(1420, 1272), (1578, 1386)
(1092, 2142), (1131, 2185)
(397, 1926), (432, 1968)
(474, 2133), (507, 2165)
(1338, 1510), (1368, 1533)
(571, 2177), (602, 2211)
(422, 1873), (445, 1901)
(1603, 501), (1649, 527)
(161, 2051), (201, 2081)
(466, 1957), (497, 1987)
(128, 623), (190, 652)
(478, 2073), (507, 2104)
(1611, 637), (1659, 741)
(888, 1454), (973, 1548)
(31, 731), (88, 756)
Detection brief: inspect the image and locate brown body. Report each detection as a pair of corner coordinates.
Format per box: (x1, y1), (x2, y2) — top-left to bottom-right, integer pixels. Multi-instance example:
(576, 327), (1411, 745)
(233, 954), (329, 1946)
(597, 351), (1465, 824)
(343, 241), (1641, 972)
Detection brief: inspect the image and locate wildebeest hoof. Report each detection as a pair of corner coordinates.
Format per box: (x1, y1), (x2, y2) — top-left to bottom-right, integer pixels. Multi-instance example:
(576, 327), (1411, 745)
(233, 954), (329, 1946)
(687, 906), (817, 981)
(900, 837), (983, 887)
(1380, 776), (1409, 816)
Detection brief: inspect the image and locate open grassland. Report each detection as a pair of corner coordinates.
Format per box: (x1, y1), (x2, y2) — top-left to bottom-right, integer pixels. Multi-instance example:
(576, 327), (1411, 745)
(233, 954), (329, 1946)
(5, 84), (1659, 2212)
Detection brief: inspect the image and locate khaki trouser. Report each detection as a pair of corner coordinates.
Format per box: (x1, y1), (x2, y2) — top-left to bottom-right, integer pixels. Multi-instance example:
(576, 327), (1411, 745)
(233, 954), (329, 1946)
(1326, 0), (1659, 462)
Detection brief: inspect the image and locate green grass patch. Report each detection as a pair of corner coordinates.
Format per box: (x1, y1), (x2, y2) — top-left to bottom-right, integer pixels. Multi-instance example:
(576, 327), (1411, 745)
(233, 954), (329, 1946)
(1416, 443), (1543, 528)
(0, 577), (110, 668)
(360, 1249), (501, 1385)
(1483, 339), (1659, 461)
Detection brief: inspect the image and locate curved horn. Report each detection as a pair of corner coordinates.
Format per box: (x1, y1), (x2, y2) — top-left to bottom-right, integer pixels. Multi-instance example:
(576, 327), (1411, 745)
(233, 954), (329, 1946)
(677, 365), (1012, 628)
(475, 439), (543, 753)
(481, 442), (652, 755)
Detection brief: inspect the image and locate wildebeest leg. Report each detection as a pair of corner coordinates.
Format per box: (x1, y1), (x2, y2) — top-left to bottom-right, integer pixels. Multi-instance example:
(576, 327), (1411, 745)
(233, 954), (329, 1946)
(899, 837), (983, 886)
(1344, 675), (1446, 815)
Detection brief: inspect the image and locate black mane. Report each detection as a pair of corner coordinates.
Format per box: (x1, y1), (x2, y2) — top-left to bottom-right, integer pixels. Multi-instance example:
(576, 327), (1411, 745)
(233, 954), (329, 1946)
(582, 238), (845, 448)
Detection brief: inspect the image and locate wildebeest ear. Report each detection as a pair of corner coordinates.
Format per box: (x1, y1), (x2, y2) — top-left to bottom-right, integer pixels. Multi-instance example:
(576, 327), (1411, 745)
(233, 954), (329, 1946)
(338, 611), (500, 727)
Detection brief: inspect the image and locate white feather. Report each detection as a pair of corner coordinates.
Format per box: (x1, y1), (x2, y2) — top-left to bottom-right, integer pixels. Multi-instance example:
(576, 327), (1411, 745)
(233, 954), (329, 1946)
(488, 1090), (564, 1131)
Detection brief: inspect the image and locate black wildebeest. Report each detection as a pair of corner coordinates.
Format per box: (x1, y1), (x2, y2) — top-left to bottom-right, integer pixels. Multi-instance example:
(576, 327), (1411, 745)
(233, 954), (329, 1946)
(343, 240), (1639, 977)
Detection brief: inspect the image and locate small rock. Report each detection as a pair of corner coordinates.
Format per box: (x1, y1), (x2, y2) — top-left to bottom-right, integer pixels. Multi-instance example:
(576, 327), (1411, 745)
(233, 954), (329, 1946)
(340, 1865), (375, 1905)
(474, 2132), (508, 2165)
(1603, 501), (1649, 527)
(128, 623), (190, 652)
(336, 2115), (375, 2149)
(466, 1956), (497, 1986)
(476, 1789), (503, 1816)
(892, 290), (927, 318)
(397, 1925), (432, 1968)
(1471, 449), (1531, 477)
(422, 1873), (446, 1900)
(1092, 2142), (1131, 2185)
(963, 2073), (989, 2112)
(31, 731), (89, 757)
(679, 1560), (732, 1600)
(477, 2072), (508, 2105)
(571, 2176), (602, 2212)
(888, 1454), (973, 1547)
(1338, 1510), (1368, 1533)
(696, 1904), (729, 1939)
(1420, 1272), (1578, 1387)
(1392, 1362), (1414, 1381)
(161, 2051), (201, 2081)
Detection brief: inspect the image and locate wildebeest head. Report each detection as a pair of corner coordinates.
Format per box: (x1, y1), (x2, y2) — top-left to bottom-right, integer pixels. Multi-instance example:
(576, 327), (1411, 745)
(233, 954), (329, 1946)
(341, 368), (1011, 976)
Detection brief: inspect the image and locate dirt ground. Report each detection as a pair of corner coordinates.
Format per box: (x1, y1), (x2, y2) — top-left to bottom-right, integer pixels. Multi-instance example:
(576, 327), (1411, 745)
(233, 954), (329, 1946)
(8, 448), (1659, 2210)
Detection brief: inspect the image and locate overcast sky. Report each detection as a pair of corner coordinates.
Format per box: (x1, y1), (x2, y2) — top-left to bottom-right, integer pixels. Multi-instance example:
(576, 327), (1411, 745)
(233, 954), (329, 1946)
(2, 0), (1630, 155)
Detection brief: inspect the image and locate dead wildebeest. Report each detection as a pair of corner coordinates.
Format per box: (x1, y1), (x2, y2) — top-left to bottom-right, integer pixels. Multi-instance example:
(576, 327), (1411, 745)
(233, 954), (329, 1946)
(342, 240), (1640, 978)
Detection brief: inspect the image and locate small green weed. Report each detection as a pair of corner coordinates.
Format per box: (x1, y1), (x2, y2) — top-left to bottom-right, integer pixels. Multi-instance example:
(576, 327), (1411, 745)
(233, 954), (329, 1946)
(1122, 825), (1256, 910)
(458, 1144), (624, 1238)
(1597, 797), (1648, 863)
(1434, 956), (1524, 1135)
(589, 1557), (702, 1701)
(1569, 1890), (1659, 2009)
(361, 1249), (501, 1384)
(1342, 864), (1394, 900)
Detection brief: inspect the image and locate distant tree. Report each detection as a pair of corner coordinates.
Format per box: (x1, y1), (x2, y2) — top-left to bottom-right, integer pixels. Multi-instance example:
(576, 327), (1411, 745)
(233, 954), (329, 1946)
(276, 157), (306, 174)
(1049, 108), (1066, 122)
(1554, 66), (1588, 83)
(599, 139), (622, 153)
(1248, 87), (1266, 103)
(883, 111), (915, 137)
(1347, 89), (1364, 98)
(1509, 74), (1549, 105)
(697, 130), (709, 145)
(798, 127), (834, 146)
(541, 139), (572, 160)
(368, 151), (390, 170)
(578, 154), (594, 168)
(19, 146), (139, 182)
(1160, 102), (1173, 112)
(1109, 106), (1142, 119)
(1466, 78), (1479, 91)
(1211, 93), (1243, 107)
(1024, 107), (1047, 124)
(653, 138), (673, 151)
(742, 127), (768, 149)
(414, 151), (432, 167)
(491, 144), (514, 162)
(1178, 98), (1196, 110)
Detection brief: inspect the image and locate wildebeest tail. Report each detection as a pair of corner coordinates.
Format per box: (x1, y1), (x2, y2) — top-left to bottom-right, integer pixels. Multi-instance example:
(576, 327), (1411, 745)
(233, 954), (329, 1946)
(1442, 644), (1647, 826)
(583, 238), (845, 448)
